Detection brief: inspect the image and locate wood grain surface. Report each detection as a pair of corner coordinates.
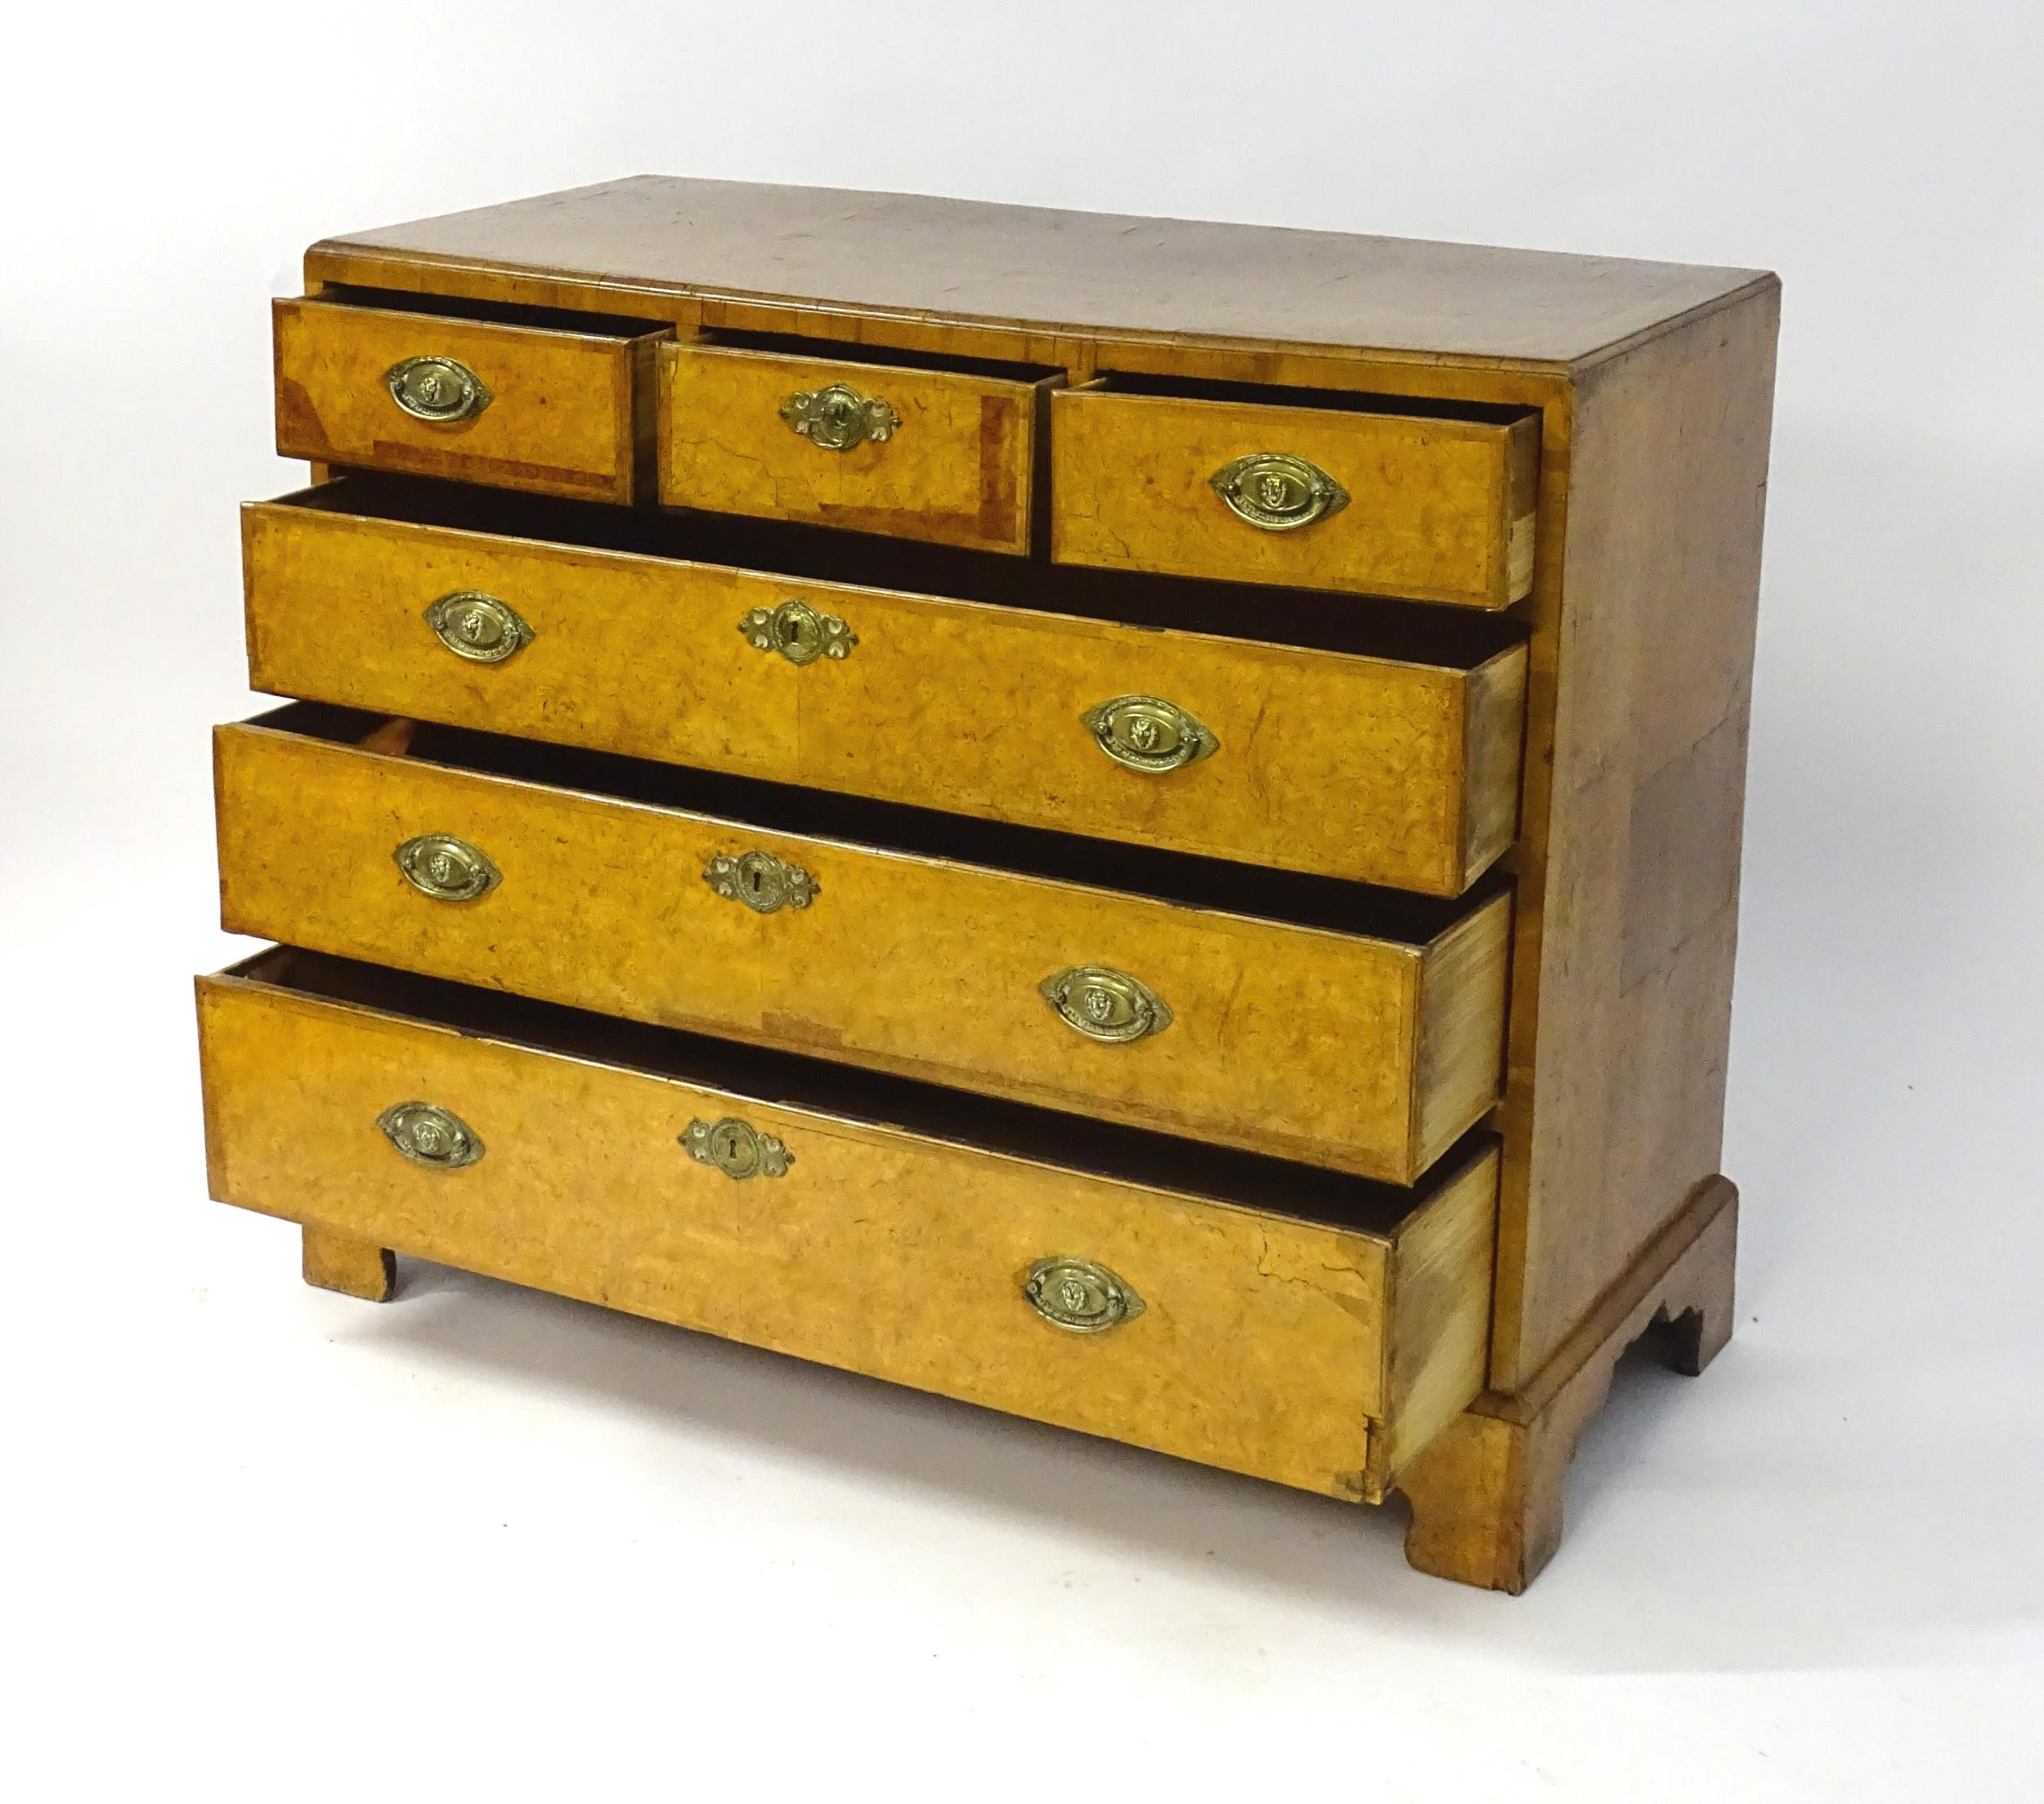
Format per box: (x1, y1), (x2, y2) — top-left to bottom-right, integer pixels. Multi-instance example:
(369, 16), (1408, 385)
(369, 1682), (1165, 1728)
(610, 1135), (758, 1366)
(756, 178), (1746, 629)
(213, 714), (1512, 1183)
(661, 340), (1048, 552)
(306, 174), (1769, 370)
(1401, 1176), (1737, 1589)
(1485, 286), (1778, 1388)
(199, 957), (1501, 1500)
(1052, 386), (1540, 608)
(274, 297), (662, 501)
(241, 493), (1526, 895)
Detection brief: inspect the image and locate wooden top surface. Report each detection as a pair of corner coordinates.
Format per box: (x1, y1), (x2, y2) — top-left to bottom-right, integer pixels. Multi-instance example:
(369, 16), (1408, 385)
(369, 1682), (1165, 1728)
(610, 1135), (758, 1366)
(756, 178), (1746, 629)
(313, 176), (1773, 371)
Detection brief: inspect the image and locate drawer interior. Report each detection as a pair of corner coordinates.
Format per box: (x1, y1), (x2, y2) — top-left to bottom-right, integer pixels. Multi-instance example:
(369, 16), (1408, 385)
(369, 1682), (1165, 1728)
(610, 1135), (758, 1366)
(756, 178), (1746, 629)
(258, 699), (1504, 946)
(280, 474), (1526, 668)
(223, 945), (1490, 1241)
(309, 282), (677, 342)
(1078, 369), (1536, 427)
(694, 325), (1061, 384)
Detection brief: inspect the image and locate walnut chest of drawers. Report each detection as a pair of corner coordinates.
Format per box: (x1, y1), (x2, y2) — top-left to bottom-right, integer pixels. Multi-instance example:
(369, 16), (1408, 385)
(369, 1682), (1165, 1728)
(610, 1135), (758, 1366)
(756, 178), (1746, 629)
(198, 176), (1778, 1591)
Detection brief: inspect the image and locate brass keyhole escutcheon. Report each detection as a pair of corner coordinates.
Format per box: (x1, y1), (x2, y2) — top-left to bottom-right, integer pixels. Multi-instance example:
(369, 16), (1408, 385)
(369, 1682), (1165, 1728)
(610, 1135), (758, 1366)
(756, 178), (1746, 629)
(779, 382), (901, 452)
(738, 598), (857, 666)
(703, 849), (818, 914)
(681, 1116), (794, 1180)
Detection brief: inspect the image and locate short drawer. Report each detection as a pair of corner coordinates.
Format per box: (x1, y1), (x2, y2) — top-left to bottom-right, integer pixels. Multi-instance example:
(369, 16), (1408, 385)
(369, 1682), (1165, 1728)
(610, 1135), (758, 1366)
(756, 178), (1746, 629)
(197, 948), (1499, 1499)
(1052, 379), (1541, 608)
(274, 296), (668, 502)
(213, 706), (1513, 1185)
(243, 481), (1527, 895)
(659, 336), (1056, 553)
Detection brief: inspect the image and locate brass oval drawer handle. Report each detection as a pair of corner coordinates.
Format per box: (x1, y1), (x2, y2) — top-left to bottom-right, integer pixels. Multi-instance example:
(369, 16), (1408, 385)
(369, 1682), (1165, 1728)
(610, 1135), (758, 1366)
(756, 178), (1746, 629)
(394, 833), (501, 902)
(780, 382), (901, 452)
(378, 1101), (485, 1169)
(425, 591), (535, 663)
(1024, 1257), (1144, 1333)
(704, 849), (818, 913)
(1040, 965), (1172, 1043)
(682, 1115), (794, 1179)
(1082, 695), (1218, 773)
(739, 597), (857, 666)
(1209, 451), (1350, 532)
(383, 354), (493, 424)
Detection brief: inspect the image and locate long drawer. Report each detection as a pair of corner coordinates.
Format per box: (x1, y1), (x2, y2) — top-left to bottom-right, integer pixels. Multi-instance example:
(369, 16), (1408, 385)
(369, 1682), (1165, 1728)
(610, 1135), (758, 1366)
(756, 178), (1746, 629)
(196, 948), (1499, 1499)
(213, 706), (1512, 1185)
(241, 480), (1527, 897)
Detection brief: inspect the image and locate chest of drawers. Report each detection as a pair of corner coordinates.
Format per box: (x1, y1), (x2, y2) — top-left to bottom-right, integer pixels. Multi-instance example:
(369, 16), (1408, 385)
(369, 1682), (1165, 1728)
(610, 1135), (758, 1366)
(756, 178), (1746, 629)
(198, 177), (1777, 1591)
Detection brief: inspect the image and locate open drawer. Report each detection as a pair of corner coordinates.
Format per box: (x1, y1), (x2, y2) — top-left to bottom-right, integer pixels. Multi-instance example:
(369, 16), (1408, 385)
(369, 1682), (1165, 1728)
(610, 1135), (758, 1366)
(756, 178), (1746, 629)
(197, 947), (1499, 1501)
(213, 704), (1512, 1185)
(274, 293), (672, 502)
(242, 477), (1527, 896)
(1053, 375), (1541, 608)
(659, 332), (1060, 552)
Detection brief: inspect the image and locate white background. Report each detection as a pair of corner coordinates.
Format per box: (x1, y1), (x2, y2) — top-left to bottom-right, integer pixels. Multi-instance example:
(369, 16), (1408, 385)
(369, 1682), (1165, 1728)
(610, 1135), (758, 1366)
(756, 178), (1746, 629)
(5, 3), (2041, 1797)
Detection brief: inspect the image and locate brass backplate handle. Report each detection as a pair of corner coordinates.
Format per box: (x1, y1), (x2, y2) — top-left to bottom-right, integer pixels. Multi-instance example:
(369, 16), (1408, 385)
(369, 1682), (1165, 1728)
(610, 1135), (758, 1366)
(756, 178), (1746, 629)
(378, 1101), (485, 1170)
(739, 598), (857, 666)
(1082, 695), (1219, 774)
(425, 591), (534, 663)
(704, 849), (818, 914)
(1024, 1258), (1144, 1333)
(1039, 965), (1172, 1043)
(384, 354), (493, 424)
(780, 382), (901, 452)
(1209, 451), (1350, 531)
(394, 833), (501, 902)
(681, 1116), (794, 1180)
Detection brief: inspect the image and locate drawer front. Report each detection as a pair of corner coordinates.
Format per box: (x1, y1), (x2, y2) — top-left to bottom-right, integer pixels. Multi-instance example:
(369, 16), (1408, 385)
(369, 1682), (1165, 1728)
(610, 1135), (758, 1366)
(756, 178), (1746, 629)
(659, 342), (1047, 553)
(274, 298), (660, 502)
(1051, 387), (1540, 608)
(197, 956), (1500, 1497)
(242, 496), (1526, 896)
(213, 716), (1512, 1183)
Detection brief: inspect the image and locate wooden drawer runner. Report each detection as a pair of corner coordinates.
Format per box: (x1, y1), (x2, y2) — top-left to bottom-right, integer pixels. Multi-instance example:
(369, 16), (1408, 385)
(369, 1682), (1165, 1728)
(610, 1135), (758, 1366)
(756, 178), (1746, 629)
(243, 482), (1527, 896)
(1052, 380), (1540, 608)
(197, 948), (1500, 1499)
(659, 338), (1055, 552)
(213, 707), (1512, 1185)
(274, 297), (666, 502)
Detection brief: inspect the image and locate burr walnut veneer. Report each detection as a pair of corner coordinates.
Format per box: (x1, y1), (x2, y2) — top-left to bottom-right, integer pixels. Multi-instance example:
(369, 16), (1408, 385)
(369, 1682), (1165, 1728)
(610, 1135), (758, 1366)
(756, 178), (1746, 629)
(199, 176), (1777, 1591)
